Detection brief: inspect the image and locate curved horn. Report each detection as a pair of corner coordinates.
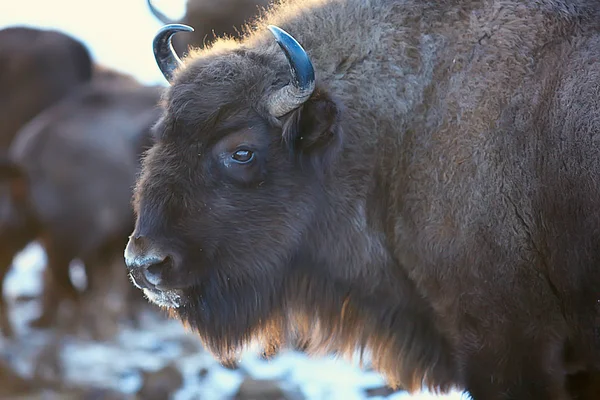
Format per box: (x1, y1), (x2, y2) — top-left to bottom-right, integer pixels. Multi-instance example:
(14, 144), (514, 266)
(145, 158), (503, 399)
(147, 0), (177, 25)
(266, 25), (315, 117)
(152, 24), (194, 84)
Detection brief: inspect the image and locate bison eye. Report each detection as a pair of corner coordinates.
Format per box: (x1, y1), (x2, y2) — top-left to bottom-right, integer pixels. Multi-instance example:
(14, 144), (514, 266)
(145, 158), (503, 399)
(232, 149), (254, 164)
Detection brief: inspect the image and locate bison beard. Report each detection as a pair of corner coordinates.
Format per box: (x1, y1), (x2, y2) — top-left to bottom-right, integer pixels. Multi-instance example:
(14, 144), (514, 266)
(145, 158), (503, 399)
(126, 0), (600, 398)
(170, 258), (456, 391)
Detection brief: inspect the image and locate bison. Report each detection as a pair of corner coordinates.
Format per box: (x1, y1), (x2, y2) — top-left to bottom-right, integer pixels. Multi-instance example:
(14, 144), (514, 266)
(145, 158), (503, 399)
(0, 26), (93, 150)
(0, 70), (162, 338)
(125, 0), (600, 398)
(147, 0), (272, 54)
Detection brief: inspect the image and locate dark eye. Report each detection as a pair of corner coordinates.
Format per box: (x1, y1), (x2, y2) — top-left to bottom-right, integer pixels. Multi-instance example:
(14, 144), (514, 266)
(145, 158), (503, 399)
(232, 149), (254, 164)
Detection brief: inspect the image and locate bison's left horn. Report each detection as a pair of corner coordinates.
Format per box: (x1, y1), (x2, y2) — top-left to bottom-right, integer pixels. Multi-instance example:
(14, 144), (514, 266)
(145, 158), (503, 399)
(153, 24), (194, 83)
(266, 25), (315, 118)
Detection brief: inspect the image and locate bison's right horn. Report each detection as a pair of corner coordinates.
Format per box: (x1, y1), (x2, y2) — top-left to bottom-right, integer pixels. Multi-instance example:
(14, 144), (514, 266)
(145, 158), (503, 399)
(153, 24), (194, 84)
(266, 25), (316, 118)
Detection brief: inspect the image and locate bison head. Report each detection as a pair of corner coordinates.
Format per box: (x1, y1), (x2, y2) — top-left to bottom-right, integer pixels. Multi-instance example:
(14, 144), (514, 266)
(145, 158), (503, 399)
(124, 24), (457, 391)
(125, 24), (459, 391)
(126, 24), (349, 357)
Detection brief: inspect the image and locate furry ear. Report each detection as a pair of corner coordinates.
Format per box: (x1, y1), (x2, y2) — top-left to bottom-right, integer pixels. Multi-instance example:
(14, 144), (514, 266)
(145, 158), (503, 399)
(281, 88), (343, 173)
(0, 159), (28, 202)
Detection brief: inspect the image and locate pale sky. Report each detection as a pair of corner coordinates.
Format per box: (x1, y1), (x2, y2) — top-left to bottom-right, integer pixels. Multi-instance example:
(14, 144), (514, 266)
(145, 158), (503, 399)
(0, 0), (187, 86)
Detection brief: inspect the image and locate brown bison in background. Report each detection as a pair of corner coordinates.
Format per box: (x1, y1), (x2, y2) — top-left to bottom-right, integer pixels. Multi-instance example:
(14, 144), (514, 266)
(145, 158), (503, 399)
(146, 0), (272, 54)
(0, 26), (93, 150)
(0, 71), (161, 339)
(126, 0), (600, 398)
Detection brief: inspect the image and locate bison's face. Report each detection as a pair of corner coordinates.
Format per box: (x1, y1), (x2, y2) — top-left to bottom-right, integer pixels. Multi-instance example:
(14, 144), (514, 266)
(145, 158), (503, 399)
(125, 26), (343, 359)
(129, 106), (329, 302)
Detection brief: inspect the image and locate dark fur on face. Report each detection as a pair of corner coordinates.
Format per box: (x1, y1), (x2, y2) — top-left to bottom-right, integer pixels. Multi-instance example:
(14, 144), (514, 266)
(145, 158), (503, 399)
(132, 0), (600, 398)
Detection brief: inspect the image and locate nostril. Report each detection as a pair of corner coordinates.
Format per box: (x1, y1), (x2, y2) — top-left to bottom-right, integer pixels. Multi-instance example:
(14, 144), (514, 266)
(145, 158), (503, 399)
(124, 235), (176, 290)
(144, 256), (172, 287)
(128, 256), (171, 290)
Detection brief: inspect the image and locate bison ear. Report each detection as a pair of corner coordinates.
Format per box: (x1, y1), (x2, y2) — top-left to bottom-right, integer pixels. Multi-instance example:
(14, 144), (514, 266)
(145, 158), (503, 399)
(0, 160), (28, 202)
(281, 88), (343, 172)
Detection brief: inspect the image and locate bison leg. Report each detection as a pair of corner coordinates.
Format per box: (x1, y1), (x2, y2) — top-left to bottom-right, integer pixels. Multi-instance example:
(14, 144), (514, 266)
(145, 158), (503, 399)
(0, 294), (13, 338)
(463, 340), (568, 400)
(0, 262), (13, 337)
(29, 246), (78, 329)
(458, 320), (571, 400)
(450, 273), (573, 400)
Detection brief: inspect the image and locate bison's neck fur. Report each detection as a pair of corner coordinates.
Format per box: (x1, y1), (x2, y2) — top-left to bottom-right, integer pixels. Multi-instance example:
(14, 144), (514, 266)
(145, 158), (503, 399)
(175, 185), (459, 393)
(176, 258), (459, 393)
(282, 266), (459, 393)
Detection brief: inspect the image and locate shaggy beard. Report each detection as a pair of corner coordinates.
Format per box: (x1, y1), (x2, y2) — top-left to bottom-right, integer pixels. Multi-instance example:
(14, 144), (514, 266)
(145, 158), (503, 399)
(170, 269), (461, 394)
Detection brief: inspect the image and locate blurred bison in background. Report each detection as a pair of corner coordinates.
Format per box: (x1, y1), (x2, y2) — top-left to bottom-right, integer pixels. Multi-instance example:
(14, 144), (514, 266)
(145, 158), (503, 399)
(126, 0), (600, 398)
(147, 0), (272, 54)
(0, 70), (161, 339)
(0, 26), (93, 150)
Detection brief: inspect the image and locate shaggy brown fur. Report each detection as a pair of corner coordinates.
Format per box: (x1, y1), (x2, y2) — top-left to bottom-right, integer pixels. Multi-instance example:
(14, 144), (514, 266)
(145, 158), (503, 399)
(147, 0), (273, 54)
(0, 26), (92, 150)
(129, 0), (600, 398)
(0, 71), (161, 338)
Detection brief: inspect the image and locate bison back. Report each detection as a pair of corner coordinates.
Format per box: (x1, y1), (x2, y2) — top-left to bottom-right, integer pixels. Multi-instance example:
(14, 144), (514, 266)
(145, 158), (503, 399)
(8, 78), (162, 257)
(0, 26), (93, 149)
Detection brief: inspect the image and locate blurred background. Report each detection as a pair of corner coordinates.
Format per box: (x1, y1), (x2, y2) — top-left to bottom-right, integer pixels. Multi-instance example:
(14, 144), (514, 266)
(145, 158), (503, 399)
(0, 1), (470, 399)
